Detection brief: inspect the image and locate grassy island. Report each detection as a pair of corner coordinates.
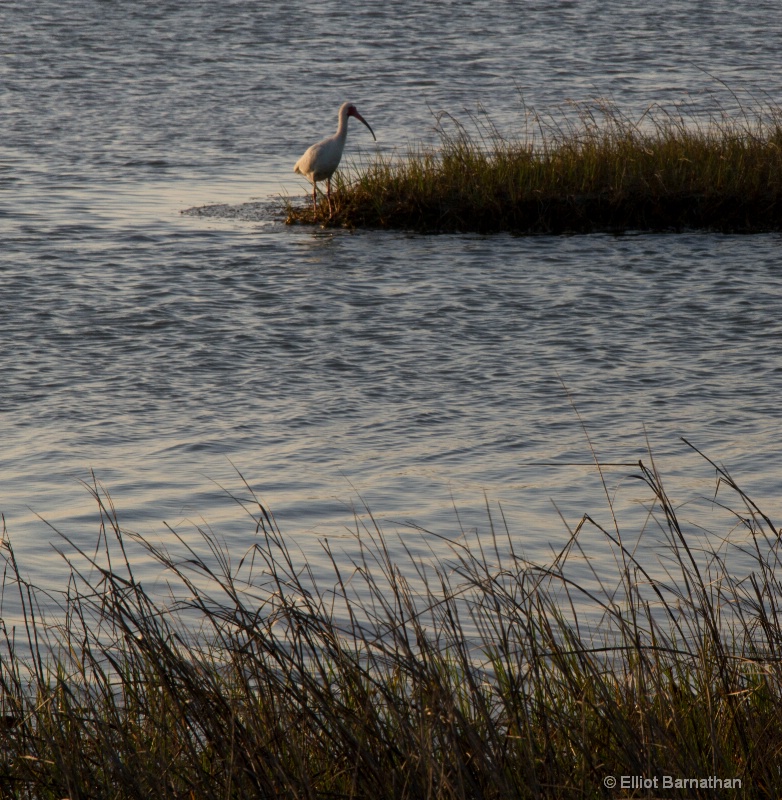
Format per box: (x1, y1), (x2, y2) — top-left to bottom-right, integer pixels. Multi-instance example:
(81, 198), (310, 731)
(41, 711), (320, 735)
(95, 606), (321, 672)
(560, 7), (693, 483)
(1, 445), (782, 797)
(286, 102), (782, 234)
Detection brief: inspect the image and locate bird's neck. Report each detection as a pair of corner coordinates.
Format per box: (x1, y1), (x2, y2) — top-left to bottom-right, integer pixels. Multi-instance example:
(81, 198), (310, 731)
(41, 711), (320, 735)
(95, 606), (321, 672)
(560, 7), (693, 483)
(335, 112), (350, 141)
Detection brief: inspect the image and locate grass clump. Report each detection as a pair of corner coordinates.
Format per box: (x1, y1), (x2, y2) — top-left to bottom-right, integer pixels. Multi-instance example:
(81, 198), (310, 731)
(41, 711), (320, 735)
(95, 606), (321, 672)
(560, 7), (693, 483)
(287, 99), (782, 233)
(1, 442), (782, 797)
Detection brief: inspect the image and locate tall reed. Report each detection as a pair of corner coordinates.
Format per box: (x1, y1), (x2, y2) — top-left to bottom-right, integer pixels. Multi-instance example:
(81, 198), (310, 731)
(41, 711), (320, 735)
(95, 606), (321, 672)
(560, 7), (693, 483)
(1, 441), (781, 798)
(287, 99), (782, 233)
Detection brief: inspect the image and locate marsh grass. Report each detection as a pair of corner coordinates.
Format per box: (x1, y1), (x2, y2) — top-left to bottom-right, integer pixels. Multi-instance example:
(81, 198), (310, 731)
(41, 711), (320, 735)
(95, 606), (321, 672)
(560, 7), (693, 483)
(1, 441), (782, 798)
(286, 98), (782, 233)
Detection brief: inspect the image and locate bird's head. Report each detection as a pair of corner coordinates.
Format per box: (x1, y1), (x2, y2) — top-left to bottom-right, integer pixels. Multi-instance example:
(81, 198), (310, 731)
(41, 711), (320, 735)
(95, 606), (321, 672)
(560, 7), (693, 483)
(345, 104), (376, 141)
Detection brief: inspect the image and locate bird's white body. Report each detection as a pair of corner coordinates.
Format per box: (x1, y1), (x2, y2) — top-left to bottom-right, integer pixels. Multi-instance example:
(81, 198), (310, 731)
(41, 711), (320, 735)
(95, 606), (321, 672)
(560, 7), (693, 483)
(294, 101), (375, 212)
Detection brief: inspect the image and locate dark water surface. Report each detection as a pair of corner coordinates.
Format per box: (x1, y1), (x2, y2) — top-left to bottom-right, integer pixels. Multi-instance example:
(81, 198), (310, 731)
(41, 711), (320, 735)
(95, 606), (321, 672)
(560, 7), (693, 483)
(2, 1), (782, 613)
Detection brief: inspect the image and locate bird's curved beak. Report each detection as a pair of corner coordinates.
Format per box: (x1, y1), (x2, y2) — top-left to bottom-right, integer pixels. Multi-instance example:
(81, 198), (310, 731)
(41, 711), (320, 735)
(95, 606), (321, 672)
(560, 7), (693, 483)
(351, 109), (376, 141)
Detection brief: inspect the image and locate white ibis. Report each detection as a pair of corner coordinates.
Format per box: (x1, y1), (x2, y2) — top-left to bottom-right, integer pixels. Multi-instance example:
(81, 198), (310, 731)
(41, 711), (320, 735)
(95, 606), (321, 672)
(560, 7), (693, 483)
(294, 101), (376, 213)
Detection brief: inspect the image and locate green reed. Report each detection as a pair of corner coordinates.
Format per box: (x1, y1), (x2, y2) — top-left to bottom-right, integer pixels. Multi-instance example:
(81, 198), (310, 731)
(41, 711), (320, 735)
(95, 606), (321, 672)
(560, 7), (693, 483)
(1, 441), (781, 798)
(286, 100), (782, 233)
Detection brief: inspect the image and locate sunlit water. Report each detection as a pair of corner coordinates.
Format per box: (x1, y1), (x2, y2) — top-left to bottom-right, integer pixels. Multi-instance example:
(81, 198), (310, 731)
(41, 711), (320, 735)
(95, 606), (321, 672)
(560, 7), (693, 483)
(2, 0), (782, 627)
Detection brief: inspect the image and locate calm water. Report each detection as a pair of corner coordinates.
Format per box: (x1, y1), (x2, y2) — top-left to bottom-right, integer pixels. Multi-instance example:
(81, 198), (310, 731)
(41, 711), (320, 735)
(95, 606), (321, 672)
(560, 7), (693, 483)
(2, 1), (782, 617)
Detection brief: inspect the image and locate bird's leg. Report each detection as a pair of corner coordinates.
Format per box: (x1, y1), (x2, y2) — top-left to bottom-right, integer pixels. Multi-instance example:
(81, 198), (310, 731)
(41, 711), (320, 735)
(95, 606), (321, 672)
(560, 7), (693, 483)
(312, 182), (318, 211)
(326, 178), (333, 214)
